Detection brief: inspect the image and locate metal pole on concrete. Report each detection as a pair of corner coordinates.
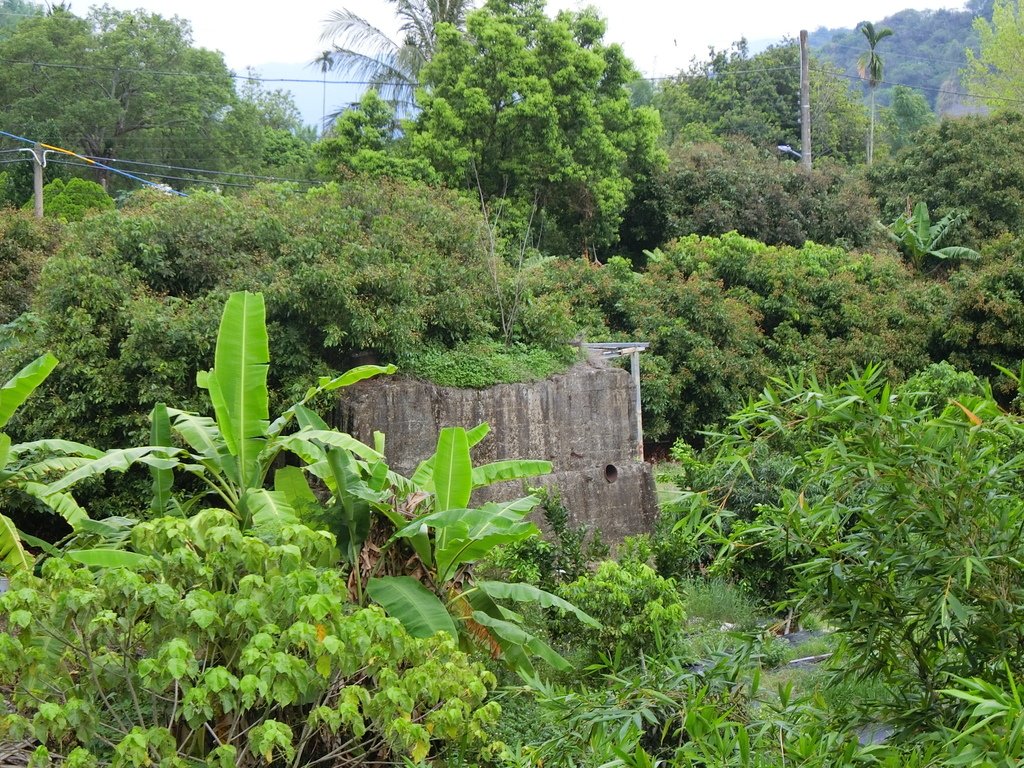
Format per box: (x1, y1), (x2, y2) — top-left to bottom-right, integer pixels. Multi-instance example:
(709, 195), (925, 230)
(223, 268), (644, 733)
(32, 143), (44, 218)
(800, 30), (812, 172)
(630, 349), (643, 461)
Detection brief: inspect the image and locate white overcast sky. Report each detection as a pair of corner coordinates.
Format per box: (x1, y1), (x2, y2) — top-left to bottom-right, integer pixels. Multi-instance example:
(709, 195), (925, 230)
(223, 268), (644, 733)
(81, 0), (966, 77)
(47, 0), (968, 127)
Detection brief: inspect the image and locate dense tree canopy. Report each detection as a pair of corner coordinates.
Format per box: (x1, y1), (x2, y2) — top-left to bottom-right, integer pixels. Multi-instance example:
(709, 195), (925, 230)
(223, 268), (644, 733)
(0, 6), (313, 196)
(654, 41), (867, 163)
(869, 112), (1024, 245)
(409, 0), (663, 255)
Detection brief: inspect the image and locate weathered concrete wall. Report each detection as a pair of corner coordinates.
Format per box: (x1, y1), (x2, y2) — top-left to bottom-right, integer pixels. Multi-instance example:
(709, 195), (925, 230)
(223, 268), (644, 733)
(334, 358), (657, 539)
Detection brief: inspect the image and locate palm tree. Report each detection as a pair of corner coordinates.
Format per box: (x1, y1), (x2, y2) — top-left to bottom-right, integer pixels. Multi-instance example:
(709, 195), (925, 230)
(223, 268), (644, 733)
(311, 50), (334, 134)
(857, 21), (893, 165)
(319, 0), (474, 113)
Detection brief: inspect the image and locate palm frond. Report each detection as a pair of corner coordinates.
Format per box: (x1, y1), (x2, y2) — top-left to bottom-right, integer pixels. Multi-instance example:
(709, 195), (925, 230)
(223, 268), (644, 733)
(321, 10), (402, 60)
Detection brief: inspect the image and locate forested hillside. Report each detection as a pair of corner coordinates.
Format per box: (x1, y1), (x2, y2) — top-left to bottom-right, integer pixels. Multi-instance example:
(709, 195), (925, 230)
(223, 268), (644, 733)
(809, 0), (992, 112)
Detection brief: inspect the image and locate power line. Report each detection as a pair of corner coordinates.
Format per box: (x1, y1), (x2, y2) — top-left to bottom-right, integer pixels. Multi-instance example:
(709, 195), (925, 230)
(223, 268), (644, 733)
(76, 155), (321, 185)
(824, 43), (969, 69)
(0, 128), (187, 195)
(0, 57), (403, 88)
(49, 159), (265, 189)
(815, 66), (1019, 107)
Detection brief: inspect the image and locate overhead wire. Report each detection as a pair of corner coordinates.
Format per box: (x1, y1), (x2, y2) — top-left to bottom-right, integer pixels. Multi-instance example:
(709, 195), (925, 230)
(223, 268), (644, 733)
(814, 66), (1017, 107)
(824, 43), (970, 69)
(0, 128), (187, 196)
(48, 159), (264, 189)
(0, 57), (406, 88)
(76, 155), (321, 185)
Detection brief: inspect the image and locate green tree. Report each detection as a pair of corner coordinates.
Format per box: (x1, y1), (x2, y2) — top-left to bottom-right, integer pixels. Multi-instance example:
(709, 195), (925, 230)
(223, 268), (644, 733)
(882, 85), (934, 152)
(411, 0), (663, 255)
(0, 7), (303, 191)
(857, 21), (894, 165)
(654, 41), (866, 162)
(626, 139), (877, 252)
(964, 0), (1024, 109)
(320, 0), (474, 111)
(314, 90), (436, 181)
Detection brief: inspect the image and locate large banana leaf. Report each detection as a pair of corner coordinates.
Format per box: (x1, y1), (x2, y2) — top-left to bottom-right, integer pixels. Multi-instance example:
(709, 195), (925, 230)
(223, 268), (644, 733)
(931, 246), (980, 261)
(470, 610), (571, 672)
(475, 580), (600, 627)
(0, 513), (31, 574)
(433, 427), (472, 561)
(471, 459), (552, 489)
(411, 422), (490, 489)
(243, 488), (298, 530)
(47, 447), (179, 494)
(0, 353), (57, 430)
(20, 482), (88, 528)
(8, 439), (104, 460)
(324, 447), (371, 565)
(9, 455), (102, 481)
(366, 576), (457, 638)
(199, 291), (269, 489)
(394, 501), (540, 582)
(65, 550), (155, 569)
(166, 410), (227, 459)
(273, 466), (321, 521)
(392, 496), (541, 539)
(277, 430), (383, 462)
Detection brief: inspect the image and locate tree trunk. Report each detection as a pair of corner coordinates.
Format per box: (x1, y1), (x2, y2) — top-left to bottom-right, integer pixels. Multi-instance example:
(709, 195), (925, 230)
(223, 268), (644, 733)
(868, 87), (876, 165)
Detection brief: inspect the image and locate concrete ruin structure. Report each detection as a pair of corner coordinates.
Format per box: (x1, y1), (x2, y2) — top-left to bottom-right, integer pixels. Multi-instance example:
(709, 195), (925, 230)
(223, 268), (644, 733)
(334, 353), (657, 541)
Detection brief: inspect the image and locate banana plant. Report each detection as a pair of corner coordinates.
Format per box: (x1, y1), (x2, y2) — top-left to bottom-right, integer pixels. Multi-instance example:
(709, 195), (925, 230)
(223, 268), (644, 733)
(48, 291), (394, 533)
(366, 425), (600, 675)
(0, 354), (113, 575)
(885, 201), (980, 271)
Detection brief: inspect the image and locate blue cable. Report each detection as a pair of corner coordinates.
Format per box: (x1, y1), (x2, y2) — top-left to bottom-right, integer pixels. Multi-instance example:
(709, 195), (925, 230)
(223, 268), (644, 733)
(0, 128), (187, 196)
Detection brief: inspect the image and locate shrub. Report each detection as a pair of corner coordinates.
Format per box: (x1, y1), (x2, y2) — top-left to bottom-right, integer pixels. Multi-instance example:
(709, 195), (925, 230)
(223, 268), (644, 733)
(0, 210), (61, 325)
(0, 511), (500, 765)
(723, 367), (1024, 732)
(901, 361), (987, 410)
(941, 234), (1024, 399)
(626, 140), (878, 252)
(555, 559), (685, 661)
(404, 340), (577, 389)
(23, 177), (114, 222)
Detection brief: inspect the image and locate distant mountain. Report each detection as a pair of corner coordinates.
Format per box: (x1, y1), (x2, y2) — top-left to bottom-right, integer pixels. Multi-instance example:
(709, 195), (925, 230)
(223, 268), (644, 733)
(808, 1), (993, 115)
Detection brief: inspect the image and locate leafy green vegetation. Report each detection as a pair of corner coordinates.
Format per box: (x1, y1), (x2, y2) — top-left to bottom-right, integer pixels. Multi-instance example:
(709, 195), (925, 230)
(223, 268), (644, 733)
(22, 177), (114, 222)
(7, 0), (1024, 762)
(404, 341), (578, 389)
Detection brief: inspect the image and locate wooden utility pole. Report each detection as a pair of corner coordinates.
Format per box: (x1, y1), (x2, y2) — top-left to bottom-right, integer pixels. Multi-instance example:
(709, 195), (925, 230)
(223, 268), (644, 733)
(799, 30), (812, 172)
(32, 143), (44, 218)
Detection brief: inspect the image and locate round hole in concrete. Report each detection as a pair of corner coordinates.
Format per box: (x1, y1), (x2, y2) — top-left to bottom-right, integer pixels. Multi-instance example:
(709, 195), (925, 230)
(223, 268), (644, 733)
(604, 464), (619, 483)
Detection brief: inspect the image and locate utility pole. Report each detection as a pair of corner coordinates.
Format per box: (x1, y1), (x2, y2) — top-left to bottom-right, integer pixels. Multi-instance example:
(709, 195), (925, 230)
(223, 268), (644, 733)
(799, 30), (812, 172)
(32, 143), (44, 218)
